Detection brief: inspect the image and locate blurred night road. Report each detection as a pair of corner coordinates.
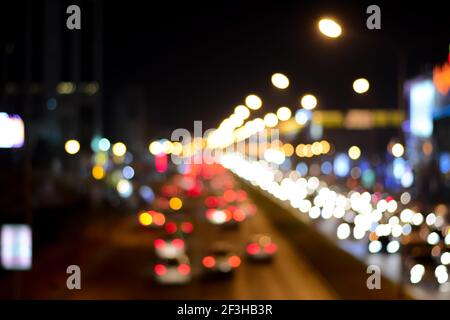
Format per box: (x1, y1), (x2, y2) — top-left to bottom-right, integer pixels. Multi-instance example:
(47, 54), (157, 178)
(0, 185), (336, 299)
(1, 1), (450, 301)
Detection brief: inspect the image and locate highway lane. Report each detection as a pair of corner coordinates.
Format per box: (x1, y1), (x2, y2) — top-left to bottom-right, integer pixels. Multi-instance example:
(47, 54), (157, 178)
(0, 185), (337, 299)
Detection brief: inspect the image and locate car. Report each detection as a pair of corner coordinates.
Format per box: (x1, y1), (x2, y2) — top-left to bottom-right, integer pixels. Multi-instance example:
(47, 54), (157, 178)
(164, 217), (194, 235)
(153, 255), (191, 285)
(204, 206), (246, 228)
(403, 242), (438, 285)
(246, 234), (277, 261)
(154, 236), (186, 259)
(201, 242), (241, 277)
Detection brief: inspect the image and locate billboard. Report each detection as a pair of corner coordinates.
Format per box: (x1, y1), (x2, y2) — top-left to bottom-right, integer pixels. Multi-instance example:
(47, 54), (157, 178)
(0, 113), (25, 148)
(409, 80), (435, 138)
(1, 224), (32, 270)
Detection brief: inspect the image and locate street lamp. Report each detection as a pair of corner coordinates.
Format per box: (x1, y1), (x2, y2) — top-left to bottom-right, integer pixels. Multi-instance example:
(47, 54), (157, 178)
(300, 94), (318, 110)
(348, 145), (361, 160)
(276, 107), (292, 121)
(318, 18), (342, 38)
(353, 78), (370, 94)
(245, 94), (262, 110)
(112, 142), (127, 157)
(271, 73), (290, 89)
(64, 139), (80, 155)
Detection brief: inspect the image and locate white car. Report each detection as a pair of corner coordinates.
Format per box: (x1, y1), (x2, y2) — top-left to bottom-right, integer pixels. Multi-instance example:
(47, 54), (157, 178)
(246, 234), (277, 261)
(201, 242), (241, 277)
(153, 255), (191, 285)
(154, 236), (186, 259)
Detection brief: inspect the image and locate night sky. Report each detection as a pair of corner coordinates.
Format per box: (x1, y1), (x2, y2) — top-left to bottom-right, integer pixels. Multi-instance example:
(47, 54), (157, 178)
(103, 1), (449, 131)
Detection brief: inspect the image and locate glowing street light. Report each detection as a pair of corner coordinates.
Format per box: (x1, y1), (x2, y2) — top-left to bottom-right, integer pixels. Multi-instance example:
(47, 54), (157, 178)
(234, 105), (250, 120)
(348, 145), (361, 160)
(92, 165), (105, 180)
(264, 113), (279, 128)
(276, 106), (292, 121)
(300, 94), (317, 110)
(271, 73), (290, 89)
(149, 141), (163, 155)
(245, 94), (262, 110)
(112, 142), (127, 157)
(318, 18), (342, 38)
(353, 78), (370, 94)
(64, 139), (80, 155)
(391, 143), (405, 158)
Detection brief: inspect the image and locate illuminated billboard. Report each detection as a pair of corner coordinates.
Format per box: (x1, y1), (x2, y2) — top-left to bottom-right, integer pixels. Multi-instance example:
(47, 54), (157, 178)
(0, 113), (25, 148)
(1, 224), (32, 270)
(409, 80), (435, 138)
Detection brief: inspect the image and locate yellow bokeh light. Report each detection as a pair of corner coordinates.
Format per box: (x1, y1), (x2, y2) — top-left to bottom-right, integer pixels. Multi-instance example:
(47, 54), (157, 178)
(282, 143), (294, 157)
(276, 106), (292, 121)
(149, 141), (162, 155)
(296, 144), (304, 157)
(301, 94), (317, 110)
(57, 82), (76, 94)
(304, 145), (313, 158)
(311, 141), (323, 155)
(321, 141), (331, 154)
(169, 197), (183, 211)
(64, 139), (80, 155)
(112, 142), (127, 157)
(264, 113), (279, 128)
(353, 78), (370, 94)
(245, 94), (262, 110)
(271, 73), (290, 89)
(229, 114), (244, 127)
(94, 152), (108, 166)
(138, 212), (153, 226)
(391, 143), (404, 158)
(172, 142), (183, 155)
(318, 18), (342, 38)
(234, 105), (250, 120)
(161, 140), (173, 154)
(348, 145), (361, 160)
(92, 165), (105, 180)
(253, 118), (266, 132)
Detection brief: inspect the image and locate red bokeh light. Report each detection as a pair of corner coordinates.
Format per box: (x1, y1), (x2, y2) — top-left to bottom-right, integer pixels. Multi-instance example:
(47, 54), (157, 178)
(228, 255), (241, 268)
(246, 243), (260, 255)
(154, 264), (167, 276)
(165, 222), (177, 234)
(181, 222), (194, 234)
(202, 256), (216, 268)
(178, 264), (191, 275)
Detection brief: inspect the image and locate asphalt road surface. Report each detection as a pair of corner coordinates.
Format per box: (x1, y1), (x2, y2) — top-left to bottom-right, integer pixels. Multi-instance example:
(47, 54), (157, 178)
(0, 189), (337, 299)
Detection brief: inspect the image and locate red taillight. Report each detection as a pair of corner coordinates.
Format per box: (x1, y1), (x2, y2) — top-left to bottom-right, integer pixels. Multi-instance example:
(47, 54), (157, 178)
(178, 263), (190, 275)
(181, 222), (194, 234)
(154, 239), (165, 249)
(202, 256), (216, 268)
(236, 190), (247, 202)
(223, 189), (237, 202)
(165, 222), (177, 234)
(224, 210), (233, 222)
(247, 243), (260, 255)
(154, 264), (167, 276)
(205, 208), (215, 220)
(205, 196), (219, 208)
(228, 255), (241, 268)
(172, 238), (184, 249)
(153, 212), (166, 226)
(264, 243), (277, 254)
(233, 209), (246, 222)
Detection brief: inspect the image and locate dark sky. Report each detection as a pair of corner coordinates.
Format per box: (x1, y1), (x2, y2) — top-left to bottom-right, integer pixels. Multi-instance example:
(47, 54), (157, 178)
(103, 1), (450, 131)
